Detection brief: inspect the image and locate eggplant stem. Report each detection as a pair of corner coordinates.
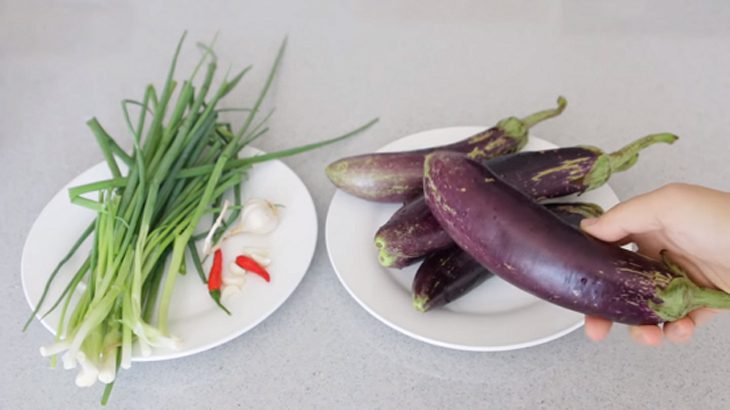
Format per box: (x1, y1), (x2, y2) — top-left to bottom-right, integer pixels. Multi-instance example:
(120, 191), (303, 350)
(608, 133), (678, 172)
(690, 286), (730, 310)
(583, 132), (679, 192)
(520, 96), (568, 129)
(653, 276), (730, 322)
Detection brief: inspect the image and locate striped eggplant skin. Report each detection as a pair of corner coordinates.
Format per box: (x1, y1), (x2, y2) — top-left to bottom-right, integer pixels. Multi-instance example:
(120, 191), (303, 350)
(375, 197), (449, 268)
(325, 97), (567, 203)
(423, 151), (730, 325)
(375, 133), (678, 268)
(412, 202), (604, 312)
(489, 133), (677, 200)
(412, 246), (488, 313)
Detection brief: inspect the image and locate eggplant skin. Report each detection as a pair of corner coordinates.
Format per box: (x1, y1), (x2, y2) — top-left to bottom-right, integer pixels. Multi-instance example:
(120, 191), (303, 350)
(412, 202), (603, 312)
(412, 246), (489, 312)
(374, 135), (679, 268)
(373, 147), (604, 268)
(326, 97), (569, 203)
(374, 197), (604, 270)
(485, 147), (600, 200)
(326, 152), (429, 203)
(325, 127), (520, 203)
(329, 129), (677, 203)
(422, 151), (678, 325)
(374, 197), (452, 268)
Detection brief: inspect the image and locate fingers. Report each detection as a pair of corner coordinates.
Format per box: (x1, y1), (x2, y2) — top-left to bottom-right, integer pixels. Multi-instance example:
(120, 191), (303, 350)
(688, 308), (719, 326)
(580, 190), (665, 243)
(585, 317), (664, 346)
(584, 316), (612, 341)
(662, 318), (695, 343)
(628, 325), (663, 346)
(590, 309), (718, 345)
(661, 309), (718, 343)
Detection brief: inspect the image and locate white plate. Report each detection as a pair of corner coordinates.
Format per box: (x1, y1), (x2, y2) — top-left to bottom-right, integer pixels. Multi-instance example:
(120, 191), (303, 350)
(325, 127), (621, 351)
(22, 147), (318, 361)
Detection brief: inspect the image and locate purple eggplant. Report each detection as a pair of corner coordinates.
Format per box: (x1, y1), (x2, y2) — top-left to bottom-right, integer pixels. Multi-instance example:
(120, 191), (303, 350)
(376, 133), (678, 268)
(375, 197), (447, 268)
(422, 151), (730, 325)
(412, 202), (604, 312)
(325, 97), (567, 202)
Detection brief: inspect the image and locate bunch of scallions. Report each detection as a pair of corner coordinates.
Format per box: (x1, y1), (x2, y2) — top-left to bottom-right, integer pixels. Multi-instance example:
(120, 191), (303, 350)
(23, 32), (377, 404)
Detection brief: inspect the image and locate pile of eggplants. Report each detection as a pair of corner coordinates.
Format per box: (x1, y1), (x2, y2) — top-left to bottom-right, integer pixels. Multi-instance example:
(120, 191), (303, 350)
(326, 97), (730, 325)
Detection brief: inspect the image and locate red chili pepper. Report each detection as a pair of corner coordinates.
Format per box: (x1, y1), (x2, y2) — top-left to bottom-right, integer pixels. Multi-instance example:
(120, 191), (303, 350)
(208, 249), (231, 315)
(235, 255), (271, 282)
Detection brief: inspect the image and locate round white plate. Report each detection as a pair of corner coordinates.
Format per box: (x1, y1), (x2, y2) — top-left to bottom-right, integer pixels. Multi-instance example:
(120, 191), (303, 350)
(22, 147), (318, 361)
(326, 127), (621, 351)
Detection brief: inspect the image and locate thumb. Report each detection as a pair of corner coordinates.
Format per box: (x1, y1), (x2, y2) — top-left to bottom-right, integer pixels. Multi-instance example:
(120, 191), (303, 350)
(580, 191), (663, 243)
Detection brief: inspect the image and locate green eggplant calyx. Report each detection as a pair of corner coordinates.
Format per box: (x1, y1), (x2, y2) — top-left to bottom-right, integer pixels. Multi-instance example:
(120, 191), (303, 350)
(494, 96), (567, 154)
(582, 133), (679, 192)
(582, 153), (612, 192)
(651, 276), (696, 322)
(496, 117), (528, 145)
(652, 275), (730, 322)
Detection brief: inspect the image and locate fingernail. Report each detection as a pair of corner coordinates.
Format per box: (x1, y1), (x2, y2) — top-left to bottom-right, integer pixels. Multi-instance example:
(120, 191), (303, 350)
(581, 217), (598, 227)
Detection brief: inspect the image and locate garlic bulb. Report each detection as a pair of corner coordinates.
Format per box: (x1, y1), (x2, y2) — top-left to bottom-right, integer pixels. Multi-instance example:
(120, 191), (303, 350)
(228, 198), (280, 236)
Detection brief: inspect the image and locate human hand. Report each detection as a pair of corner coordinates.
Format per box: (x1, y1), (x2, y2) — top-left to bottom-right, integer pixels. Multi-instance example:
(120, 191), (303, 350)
(580, 183), (730, 345)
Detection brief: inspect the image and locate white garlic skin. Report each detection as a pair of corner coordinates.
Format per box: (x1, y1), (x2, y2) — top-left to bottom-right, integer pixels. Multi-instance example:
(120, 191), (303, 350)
(241, 247), (272, 266)
(233, 198), (280, 235)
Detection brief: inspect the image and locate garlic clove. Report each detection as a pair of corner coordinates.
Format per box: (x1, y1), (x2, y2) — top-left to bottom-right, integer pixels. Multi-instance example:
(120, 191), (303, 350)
(221, 285), (240, 301)
(223, 263), (247, 287)
(223, 274), (247, 287)
(229, 261), (247, 277)
(242, 248), (272, 266)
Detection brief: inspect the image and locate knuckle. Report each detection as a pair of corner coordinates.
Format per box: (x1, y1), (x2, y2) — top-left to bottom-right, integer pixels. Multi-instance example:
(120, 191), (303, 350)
(657, 182), (690, 199)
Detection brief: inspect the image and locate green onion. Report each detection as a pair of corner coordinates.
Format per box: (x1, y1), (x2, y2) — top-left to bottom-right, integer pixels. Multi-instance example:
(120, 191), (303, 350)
(26, 32), (377, 405)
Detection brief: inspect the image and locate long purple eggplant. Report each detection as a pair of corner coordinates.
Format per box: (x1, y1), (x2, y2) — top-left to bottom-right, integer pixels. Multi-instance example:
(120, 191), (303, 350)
(422, 151), (730, 325)
(325, 97), (567, 202)
(412, 202), (604, 312)
(376, 133), (678, 268)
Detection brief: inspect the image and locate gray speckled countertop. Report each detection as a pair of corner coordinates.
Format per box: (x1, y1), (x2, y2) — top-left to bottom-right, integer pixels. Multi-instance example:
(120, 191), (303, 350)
(3, 1), (730, 409)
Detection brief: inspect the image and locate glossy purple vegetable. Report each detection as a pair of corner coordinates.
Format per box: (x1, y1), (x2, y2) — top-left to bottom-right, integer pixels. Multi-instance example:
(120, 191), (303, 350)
(325, 97), (567, 202)
(376, 133), (678, 268)
(422, 151), (730, 325)
(412, 202), (604, 312)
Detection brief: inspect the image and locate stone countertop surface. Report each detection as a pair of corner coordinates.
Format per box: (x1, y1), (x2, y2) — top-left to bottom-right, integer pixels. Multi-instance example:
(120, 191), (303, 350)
(2, 1), (730, 409)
